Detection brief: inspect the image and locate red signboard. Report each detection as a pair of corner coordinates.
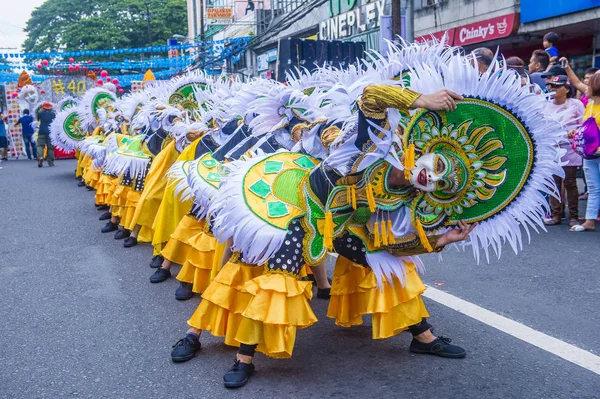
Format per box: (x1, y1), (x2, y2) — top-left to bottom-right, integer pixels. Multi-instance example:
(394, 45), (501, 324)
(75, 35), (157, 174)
(453, 13), (519, 46)
(415, 13), (519, 47)
(415, 30), (455, 46)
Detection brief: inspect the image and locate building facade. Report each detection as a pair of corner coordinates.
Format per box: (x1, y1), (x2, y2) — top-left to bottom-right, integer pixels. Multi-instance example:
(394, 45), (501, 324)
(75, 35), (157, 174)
(186, 0), (600, 78)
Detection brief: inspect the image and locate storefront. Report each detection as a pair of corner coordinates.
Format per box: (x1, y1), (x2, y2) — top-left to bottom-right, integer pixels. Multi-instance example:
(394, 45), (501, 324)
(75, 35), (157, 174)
(318, 0), (391, 51)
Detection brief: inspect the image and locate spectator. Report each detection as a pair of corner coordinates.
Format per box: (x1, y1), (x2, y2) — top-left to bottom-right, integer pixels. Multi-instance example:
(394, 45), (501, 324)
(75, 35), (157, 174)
(472, 47), (494, 74)
(0, 111), (7, 161)
(578, 67), (599, 106)
(37, 102), (56, 168)
(543, 32), (560, 67)
(505, 56), (527, 86)
(570, 73), (600, 232)
(543, 75), (585, 226)
(528, 49), (550, 89)
(15, 109), (36, 160)
(541, 64), (567, 84)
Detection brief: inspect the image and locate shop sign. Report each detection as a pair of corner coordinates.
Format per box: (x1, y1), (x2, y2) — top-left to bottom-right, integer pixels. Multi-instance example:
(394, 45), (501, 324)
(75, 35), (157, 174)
(415, 13), (518, 47)
(319, 0), (387, 41)
(207, 7), (233, 24)
(521, 0), (599, 23)
(257, 49), (278, 71)
(415, 29), (454, 46)
(453, 13), (518, 46)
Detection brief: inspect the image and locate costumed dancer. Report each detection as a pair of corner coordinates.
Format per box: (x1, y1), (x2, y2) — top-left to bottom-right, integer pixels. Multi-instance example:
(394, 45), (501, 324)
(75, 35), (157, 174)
(177, 42), (563, 388)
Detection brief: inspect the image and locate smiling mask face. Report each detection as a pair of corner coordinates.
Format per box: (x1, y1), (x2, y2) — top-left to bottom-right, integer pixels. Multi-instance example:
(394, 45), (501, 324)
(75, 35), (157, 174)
(409, 151), (466, 193)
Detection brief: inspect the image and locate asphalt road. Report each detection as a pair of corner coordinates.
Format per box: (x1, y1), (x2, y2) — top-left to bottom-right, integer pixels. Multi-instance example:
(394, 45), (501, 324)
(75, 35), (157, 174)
(1, 159), (599, 399)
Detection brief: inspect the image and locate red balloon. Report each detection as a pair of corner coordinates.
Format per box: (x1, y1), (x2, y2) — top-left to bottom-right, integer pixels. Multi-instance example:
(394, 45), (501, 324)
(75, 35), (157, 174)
(69, 57), (74, 63)
(106, 77), (111, 82)
(118, 89), (124, 94)
(42, 59), (49, 66)
(87, 60), (92, 64)
(100, 70), (108, 77)
(11, 92), (18, 98)
(112, 78), (119, 84)
(82, 66), (87, 71)
(75, 65), (81, 70)
(116, 84), (121, 89)
(40, 90), (46, 94)
(37, 64), (42, 69)
(97, 79), (103, 85)
(68, 65), (74, 71)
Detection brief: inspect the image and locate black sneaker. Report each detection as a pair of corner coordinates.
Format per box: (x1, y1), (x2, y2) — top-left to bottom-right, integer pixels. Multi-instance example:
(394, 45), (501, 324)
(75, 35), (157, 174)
(149, 255), (164, 268)
(114, 229), (130, 240)
(97, 204), (109, 211)
(150, 267), (171, 283)
(171, 336), (201, 362)
(123, 236), (138, 248)
(99, 211), (112, 221)
(86, 185), (93, 191)
(316, 287), (331, 300)
(175, 282), (194, 301)
(409, 336), (466, 358)
(101, 222), (119, 233)
(223, 359), (255, 389)
(77, 181), (86, 187)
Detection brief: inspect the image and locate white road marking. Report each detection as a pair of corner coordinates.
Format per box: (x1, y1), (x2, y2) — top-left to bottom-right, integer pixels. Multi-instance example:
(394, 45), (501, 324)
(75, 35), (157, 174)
(423, 285), (600, 376)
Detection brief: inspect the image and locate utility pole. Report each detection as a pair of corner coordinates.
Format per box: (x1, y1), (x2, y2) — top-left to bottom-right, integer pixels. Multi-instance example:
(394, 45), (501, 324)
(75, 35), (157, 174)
(406, 0), (414, 41)
(392, 0), (401, 40)
(200, 0), (205, 41)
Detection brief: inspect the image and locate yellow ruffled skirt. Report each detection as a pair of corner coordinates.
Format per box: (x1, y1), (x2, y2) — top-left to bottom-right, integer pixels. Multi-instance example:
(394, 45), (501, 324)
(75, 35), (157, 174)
(75, 150), (84, 178)
(176, 227), (226, 293)
(95, 174), (117, 206)
(188, 257), (264, 348)
(327, 256), (429, 339)
(127, 141), (180, 243)
(160, 215), (205, 265)
(120, 188), (141, 230)
(235, 272), (318, 358)
(111, 183), (131, 219)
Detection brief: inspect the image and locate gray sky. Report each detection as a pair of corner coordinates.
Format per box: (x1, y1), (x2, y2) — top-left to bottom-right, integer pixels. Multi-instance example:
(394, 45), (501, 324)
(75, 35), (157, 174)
(0, 0), (46, 50)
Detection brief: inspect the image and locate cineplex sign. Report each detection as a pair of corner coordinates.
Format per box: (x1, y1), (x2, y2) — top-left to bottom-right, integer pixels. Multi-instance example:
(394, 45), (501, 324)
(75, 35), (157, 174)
(320, 0), (386, 41)
(415, 13), (519, 46)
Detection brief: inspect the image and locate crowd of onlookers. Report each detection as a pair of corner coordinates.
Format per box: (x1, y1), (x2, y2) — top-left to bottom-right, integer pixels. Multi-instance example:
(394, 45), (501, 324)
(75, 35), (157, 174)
(0, 102), (57, 168)
(476, 31), (600, 232)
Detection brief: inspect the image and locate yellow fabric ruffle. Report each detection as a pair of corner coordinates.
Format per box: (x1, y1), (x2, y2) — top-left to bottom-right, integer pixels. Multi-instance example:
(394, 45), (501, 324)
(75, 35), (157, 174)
(235, 273), (317, 359)
(95, 174), (113, 205)
(111, 184), (131, 218)
(188, 259), (263, 347)
(327, 256), (429, 339)
(160, 215), (204, 265)
(75, 150), (83, 177)
(127, 141), (180, 242)
(176, 227), (226, 293)
(120, 189), (141, 229)
(151, 140), (198, 255)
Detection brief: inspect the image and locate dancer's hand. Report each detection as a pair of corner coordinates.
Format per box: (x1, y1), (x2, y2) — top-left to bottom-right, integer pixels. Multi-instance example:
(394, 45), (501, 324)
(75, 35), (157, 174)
(436, 220), (478, 248)
(413, 89), (464, 112)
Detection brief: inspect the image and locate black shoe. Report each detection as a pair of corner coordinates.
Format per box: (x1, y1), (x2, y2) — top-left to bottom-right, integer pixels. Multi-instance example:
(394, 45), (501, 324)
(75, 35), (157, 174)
(86, 185), (93, 191)
(97, 204), (109, 211)
(150, 267), (171, 283)
(114, 229), (130, 240)
(101, 222), (119, 233)
(223, 359), (255, 389)
(317, 287), (331, 300)
(149, 255), (164, 268)
(77, 181), (86, 187)
(409, 336), (466, 358)
(99, 211), (112, 221)
(123, 236), (138, 248)
(175, 282), (194, 301)
(171, 336), (201, 362)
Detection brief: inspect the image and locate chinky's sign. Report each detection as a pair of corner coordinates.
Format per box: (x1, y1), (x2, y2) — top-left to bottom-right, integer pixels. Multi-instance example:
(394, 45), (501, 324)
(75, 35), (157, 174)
(320, 0), (387, 41)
